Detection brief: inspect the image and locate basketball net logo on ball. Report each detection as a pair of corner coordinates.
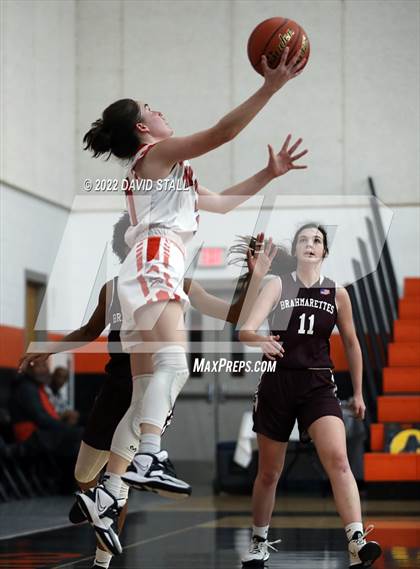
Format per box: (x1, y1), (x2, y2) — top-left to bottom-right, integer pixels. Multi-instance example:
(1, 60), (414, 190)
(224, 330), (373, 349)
(248, 17), (310, 75)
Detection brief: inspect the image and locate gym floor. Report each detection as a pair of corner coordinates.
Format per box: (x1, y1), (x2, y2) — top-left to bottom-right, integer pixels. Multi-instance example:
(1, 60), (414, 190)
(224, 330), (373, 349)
(0, 492), (418, 569)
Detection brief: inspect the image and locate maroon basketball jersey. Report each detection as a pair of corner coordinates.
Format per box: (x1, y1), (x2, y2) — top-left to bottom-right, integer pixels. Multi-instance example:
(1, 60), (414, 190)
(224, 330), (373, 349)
(267, 272), (337, 369)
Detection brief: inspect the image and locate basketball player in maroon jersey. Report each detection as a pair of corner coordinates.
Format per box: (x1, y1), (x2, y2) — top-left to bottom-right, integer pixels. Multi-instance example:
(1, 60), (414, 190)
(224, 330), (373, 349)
(238, 224), (382, 568)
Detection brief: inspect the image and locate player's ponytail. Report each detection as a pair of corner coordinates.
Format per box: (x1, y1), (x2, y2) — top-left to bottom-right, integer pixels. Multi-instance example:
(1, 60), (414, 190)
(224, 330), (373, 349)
(83, 99), (142, 160)
(228, 235), (296, 294)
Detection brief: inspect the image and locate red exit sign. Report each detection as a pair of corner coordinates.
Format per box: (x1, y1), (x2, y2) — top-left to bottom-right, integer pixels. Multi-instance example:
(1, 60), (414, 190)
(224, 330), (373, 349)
(198, 247), (225, 267)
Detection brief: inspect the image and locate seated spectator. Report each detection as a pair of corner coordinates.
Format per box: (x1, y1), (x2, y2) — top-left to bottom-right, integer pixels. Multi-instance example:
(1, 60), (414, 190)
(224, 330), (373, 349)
(46, 366), (80, 426)
(10, 360), (82, 492)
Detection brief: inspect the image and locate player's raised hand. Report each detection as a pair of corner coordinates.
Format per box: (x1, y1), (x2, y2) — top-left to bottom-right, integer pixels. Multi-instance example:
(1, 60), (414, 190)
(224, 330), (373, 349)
(261, 48), (307, 92)
(259, 334), (284, 360)
(247, 233), (278, 279)
(266, 134), (308, 178)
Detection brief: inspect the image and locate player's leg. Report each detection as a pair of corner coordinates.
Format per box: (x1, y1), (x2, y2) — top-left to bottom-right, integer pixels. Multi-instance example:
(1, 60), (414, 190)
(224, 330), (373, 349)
(120, 300), (191, 497)
(72, 443), (113, 568)
(308, 416), (381, 567)
(242, 434), (287, 566)
(74, 443), (109, 490)
(252, 434), (288, 526)
(80, 302), (190, 555)
(73, 370), (135, 568)
(76, 368), (150, 559)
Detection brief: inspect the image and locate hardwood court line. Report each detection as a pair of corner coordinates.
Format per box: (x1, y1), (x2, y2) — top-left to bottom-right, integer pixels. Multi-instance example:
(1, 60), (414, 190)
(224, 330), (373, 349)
(199, 515), (420, 530)
(51, 519), (215, 569)
(0, 522), (76, 542)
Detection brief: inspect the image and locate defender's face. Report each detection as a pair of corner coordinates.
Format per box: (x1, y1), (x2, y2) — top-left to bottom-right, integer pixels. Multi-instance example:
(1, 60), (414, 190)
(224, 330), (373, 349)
(295, 228), (326, 264)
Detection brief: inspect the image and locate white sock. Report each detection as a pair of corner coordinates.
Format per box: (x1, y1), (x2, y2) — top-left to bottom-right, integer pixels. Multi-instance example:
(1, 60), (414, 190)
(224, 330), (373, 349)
(102, 472), (122, 500)
(139, 433), (161, 455)
(253, 525), (269, 540)
(94, 547), (112, 568)
(119, 480), (129, 501)
(345, 522), (364, 541)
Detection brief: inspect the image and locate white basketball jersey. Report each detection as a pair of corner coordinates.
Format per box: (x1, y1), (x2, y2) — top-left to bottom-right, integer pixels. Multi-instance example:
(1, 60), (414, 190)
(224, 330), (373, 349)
(124, 143), (200, 248)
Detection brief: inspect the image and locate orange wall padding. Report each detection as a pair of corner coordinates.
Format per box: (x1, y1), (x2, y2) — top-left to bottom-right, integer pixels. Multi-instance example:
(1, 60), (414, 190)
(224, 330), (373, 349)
(383, 367), (420, 393)
(47, 332), (109, 374)
(393, 320), (420, 342)
(404, 277), (420, 297)
(370, 424), (384, 451)
(364, 453), (420, 481)
(366, 525), (420, 549)
(0, 325), (25, 368)
(0, 326), (109, 375)
(330, 334), (348, 371)
(377, 396), (420, 423)
(399, 299), (420, 319)
(389, 343), (420, 367)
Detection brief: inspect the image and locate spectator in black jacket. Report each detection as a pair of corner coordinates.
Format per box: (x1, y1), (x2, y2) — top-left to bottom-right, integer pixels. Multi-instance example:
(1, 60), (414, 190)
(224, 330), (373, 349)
(10, 360), (82, 492)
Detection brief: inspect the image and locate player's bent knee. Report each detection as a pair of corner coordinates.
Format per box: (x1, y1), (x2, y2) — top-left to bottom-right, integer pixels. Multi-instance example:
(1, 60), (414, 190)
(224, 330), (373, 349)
(139, 345), (189, 431)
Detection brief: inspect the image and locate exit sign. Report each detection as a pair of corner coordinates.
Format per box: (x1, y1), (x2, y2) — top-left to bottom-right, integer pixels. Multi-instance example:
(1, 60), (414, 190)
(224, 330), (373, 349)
(198, 247), (225, 267)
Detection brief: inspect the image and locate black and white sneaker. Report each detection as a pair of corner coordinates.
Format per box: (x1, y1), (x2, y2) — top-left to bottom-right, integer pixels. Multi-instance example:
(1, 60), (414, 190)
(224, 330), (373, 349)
(121, 450), (192, 499)
(241, 535), (281, 566)
(76, 485), (123, 555)
(68, 498), (87, 524)
(348, 525), (382, 567)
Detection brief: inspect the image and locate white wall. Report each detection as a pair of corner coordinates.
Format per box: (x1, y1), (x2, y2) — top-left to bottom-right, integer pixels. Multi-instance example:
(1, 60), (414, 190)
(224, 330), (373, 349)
(74, 0), (419, 205)
(0, 0), (76, 208)
(0, 184), (69, 329)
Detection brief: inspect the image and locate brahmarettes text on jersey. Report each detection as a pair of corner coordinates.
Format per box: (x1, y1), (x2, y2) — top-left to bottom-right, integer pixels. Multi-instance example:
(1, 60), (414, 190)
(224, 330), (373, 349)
(278, 296), (335, 315)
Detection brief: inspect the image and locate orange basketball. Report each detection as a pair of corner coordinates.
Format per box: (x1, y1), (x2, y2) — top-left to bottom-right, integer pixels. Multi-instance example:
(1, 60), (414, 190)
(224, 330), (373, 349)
(247, 17), (310, 76)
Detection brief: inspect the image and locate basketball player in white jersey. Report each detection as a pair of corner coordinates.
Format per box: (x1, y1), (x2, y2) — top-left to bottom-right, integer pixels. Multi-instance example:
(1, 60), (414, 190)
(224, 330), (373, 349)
(20, 215), (277, 569)
(78, 49), (308, 554)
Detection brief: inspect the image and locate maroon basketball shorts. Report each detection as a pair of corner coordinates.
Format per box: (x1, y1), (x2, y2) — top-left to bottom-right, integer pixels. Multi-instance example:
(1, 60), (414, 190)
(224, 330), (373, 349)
(252, 368), (343, 443)
(82, 372), (132, 451)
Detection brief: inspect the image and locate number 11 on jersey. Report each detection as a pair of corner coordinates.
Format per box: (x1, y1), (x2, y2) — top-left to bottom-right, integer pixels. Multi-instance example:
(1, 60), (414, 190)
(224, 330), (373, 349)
(298, 313), (315, 335)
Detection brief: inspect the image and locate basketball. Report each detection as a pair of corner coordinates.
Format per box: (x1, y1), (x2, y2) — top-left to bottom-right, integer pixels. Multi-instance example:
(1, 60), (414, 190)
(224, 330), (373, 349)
(247, 17), (310, 75)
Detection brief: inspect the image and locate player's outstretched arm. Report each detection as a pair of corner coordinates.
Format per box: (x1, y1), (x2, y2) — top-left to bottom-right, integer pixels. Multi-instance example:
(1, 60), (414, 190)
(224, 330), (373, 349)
(336, 286), (365, 420)
(149, 48), (304, 166)
(239, 277), (284, 360)
(197, 134), (307, 213)
(18, 283), (108, 373)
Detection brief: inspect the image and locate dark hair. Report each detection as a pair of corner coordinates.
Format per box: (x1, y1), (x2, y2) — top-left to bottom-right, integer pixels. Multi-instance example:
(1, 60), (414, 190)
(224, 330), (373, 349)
(228, 235), (296, 292)
(83, 99), (142, 159)
(112, 212), (131, 263)
(291, 222), (329, 257)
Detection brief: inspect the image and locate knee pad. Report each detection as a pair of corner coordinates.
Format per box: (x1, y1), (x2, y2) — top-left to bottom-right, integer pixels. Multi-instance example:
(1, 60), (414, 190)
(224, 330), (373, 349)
(110, 374), (152, 462)
(74, 444), (109, 484)
(139, 345), (189, 431)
